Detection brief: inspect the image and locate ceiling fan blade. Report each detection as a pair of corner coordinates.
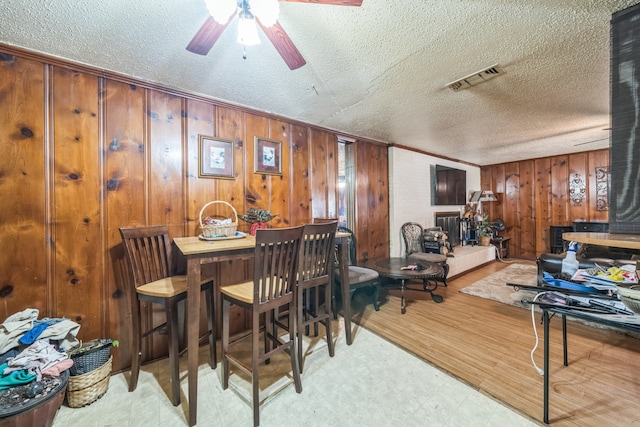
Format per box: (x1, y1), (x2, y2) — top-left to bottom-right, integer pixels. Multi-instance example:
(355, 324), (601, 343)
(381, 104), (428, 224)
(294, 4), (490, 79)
(186, 16), (231, 56)
(257, 20), (306, 70)
(278, 0), (363, 5)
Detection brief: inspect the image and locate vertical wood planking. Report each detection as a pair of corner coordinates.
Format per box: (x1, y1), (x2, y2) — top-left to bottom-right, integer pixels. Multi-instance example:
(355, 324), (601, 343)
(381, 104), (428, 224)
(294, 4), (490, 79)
(309, 129), (329, 219)
(214, 106), (250, 335)
(51, 68), (101, 337)
(0, 55), (47, 319)
(245, 113), (270, 218)
(518, 160), (535, 258)
(104, 80), (147, 370)
(550, 155), (569, 225)
(534, 157), (552, 254)
(184, 99), (215, 237)
(503, 162), (520, 255)
(290, 124), (310, 225)
(354, 142), (389, 262)
(0, 48), (392, 372)
(326, 134), (338, 218)
(482, 150), (610, 258)
(147, 91), (184, 237)
(268, 120), (290, 227)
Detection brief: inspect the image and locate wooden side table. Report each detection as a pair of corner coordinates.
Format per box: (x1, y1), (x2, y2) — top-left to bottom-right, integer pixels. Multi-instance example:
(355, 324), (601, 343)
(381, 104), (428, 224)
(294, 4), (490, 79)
(491, 236), (511, 259)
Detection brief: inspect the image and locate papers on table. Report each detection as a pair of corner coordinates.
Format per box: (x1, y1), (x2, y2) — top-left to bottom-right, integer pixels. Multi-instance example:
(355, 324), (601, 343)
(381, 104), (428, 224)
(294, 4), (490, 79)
(571, 266), (638, 291)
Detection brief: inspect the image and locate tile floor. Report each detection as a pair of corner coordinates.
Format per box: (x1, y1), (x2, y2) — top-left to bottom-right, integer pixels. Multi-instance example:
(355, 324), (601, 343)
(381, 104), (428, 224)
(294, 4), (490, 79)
(53, 319), (538, 427)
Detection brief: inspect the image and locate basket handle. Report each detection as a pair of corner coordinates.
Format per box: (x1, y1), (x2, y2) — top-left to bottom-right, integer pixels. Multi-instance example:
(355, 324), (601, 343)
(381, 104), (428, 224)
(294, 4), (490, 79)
(199, 201), (238, 228)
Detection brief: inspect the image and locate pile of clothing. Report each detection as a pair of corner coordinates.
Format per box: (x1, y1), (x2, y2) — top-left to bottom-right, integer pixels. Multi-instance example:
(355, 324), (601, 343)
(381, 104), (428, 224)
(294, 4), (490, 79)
(0, 308), (80, 391)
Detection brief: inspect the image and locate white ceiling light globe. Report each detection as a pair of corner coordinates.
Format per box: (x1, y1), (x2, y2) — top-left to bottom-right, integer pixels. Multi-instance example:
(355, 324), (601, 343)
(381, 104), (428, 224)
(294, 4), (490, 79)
(205, 0), (238, 25)
(250, 0), (280, 27)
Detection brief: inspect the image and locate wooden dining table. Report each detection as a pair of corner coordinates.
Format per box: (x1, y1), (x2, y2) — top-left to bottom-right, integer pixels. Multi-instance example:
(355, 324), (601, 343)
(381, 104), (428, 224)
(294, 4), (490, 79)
(173, 229), (352, 426)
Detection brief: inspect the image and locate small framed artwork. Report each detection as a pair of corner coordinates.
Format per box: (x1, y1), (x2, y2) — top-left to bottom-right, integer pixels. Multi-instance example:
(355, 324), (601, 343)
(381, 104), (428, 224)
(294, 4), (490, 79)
(254, 137), (282, 175)
(198, 135), (234, 179)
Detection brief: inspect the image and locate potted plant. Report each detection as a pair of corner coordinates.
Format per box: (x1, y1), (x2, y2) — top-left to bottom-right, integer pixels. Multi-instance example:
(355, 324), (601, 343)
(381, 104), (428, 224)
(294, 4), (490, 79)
(476, 214), (494, 246)
(238, 207), (277, 235)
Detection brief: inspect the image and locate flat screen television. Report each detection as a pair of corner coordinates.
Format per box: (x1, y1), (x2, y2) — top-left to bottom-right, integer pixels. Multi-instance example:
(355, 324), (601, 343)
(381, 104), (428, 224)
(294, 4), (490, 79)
(432, 165), (466, 205)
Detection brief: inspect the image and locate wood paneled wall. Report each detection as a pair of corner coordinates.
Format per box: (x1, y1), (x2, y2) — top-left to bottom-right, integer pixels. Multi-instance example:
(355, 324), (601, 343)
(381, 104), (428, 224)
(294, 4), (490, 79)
(0, 48), (390, 372)
(480, 149), (609, 259)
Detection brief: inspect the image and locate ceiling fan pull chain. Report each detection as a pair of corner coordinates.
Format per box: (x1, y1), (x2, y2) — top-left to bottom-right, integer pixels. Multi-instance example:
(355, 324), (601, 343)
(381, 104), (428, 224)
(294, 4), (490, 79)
(243, 46), (247, 60)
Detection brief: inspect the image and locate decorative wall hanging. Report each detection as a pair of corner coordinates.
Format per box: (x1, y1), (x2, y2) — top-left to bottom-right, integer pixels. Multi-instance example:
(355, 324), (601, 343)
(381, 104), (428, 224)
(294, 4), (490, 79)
(198, 135), (235, 179)
(569, 173), (586, 206)
(595, 166), (609, 211)
(254, 137), (282, 175)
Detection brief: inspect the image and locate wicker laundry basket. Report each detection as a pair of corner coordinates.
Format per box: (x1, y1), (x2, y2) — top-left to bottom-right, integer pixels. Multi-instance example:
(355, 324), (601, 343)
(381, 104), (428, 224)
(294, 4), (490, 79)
(65, 356), (112, 408)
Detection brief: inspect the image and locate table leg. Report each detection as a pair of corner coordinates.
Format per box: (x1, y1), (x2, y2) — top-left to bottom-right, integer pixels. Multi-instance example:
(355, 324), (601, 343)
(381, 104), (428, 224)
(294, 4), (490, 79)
(336, 238), (352, 345)
(543, 309), (549, 424)
(400, 279), (406, 314)
(186, 256), (202, 426)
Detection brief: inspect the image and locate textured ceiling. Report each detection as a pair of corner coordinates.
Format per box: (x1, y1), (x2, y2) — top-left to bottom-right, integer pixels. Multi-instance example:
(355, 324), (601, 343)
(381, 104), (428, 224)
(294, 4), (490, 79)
(1, 0), (638, 165)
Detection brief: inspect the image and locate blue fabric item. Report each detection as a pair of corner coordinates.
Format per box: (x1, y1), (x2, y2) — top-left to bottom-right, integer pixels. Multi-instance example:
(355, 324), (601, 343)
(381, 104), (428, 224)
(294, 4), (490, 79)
(0, 363), (36, 390)
(34, 318), (65, 327)
(18, 323), (50, 345)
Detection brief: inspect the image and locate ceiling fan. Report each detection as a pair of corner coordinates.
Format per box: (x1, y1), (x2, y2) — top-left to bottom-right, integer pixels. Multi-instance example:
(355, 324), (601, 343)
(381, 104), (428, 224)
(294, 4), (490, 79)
(186, 0), (363, 70)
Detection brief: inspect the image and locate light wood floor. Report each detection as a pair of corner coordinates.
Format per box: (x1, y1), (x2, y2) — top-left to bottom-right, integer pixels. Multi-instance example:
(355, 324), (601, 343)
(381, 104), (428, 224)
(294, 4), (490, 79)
(351, 259), (640, 427)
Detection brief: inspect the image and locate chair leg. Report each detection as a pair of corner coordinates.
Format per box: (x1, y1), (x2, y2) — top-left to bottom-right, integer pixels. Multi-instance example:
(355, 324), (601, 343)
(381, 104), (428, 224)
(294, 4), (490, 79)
(205, 286), (217, 369)
(264, 310), (272, 365)
(296, 288), (304, 372)
(222, 298), (230, 390)
(129, 300), (142, 393)
(288, 301), (303, 395)
(372, 283), (381, 311)
(441, 263), (449, 287)
(166, 299), (180, 406)
(324, 282), (335, 357)
(252, 310), (261, 427)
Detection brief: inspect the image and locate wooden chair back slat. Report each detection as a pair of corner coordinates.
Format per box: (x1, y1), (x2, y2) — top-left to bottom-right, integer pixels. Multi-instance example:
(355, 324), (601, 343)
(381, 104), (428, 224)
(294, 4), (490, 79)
(253, 226), (303, 305)
(119, 225), (173, 288)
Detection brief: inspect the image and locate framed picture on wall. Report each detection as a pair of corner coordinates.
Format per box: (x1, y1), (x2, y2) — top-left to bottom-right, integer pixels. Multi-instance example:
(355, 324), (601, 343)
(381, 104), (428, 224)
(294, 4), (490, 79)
(254, 137), (282, 175)
(198, 135), (234, 179)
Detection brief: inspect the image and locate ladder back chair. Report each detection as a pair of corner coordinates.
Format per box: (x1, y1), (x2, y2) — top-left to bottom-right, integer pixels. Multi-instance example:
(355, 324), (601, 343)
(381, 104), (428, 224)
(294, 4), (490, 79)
(271, 221), (338, 373)
(220, 226), (304, 427)
(119, 225), (216, 406)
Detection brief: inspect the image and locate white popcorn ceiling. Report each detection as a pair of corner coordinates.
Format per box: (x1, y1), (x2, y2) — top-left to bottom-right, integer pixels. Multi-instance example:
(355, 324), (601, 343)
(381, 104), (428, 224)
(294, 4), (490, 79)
(1, 0), (638, 165)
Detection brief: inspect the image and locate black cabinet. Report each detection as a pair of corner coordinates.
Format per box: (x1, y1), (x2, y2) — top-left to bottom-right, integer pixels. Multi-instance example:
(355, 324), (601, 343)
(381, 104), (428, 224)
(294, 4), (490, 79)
(550, 226), (573, 253)
(572, 222), (609, 233)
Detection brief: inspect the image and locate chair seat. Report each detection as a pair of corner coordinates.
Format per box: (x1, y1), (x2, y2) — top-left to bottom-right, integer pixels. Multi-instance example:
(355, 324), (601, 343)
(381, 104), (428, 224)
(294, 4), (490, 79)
(137, 275), (214, 298)
(408, 252), (447, 263)
(220, 281), (254, 304)
(137, 276), (188, 298)
(337, 266), (379, 283)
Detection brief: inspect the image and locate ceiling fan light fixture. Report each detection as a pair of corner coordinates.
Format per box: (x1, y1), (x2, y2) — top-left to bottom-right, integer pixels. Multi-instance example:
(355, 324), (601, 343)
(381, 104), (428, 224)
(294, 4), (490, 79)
(249, 0), (280, 27)
(205, 0), (237, 25)
(237, 12), (261, 46)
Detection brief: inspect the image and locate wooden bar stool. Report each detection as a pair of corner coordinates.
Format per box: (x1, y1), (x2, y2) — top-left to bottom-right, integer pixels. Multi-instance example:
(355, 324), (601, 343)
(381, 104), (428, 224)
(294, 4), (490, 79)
(220, 226), (304, 427)
(119, 225), (216, 406)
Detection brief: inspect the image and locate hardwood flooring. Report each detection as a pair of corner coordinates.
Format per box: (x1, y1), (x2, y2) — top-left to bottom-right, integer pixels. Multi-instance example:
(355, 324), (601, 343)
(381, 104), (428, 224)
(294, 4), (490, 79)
(351, 260), (640, 426)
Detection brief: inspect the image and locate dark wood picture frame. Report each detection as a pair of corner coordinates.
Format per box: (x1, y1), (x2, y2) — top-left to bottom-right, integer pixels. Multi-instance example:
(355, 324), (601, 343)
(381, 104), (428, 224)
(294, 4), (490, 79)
(254, 137), (282, 175)
(198, 135), (234, 179)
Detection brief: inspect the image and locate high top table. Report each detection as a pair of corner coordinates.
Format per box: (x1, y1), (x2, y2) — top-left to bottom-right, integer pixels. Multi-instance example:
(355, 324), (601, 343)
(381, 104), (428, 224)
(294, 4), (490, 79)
(173, 230), (352, 426)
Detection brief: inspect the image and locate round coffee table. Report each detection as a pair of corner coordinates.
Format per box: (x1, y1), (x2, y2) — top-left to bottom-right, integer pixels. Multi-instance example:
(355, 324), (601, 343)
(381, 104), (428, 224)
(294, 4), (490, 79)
(365, 257), (445, 314)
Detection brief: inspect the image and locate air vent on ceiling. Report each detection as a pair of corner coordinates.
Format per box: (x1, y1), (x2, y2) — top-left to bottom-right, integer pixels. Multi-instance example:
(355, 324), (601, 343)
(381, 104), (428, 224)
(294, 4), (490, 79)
(446, 64), (506, 92)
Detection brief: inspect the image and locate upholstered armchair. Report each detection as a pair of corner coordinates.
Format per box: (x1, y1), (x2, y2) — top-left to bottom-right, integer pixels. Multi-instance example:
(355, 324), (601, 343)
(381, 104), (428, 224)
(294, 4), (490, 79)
(401, 222), (450, 289)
